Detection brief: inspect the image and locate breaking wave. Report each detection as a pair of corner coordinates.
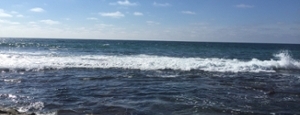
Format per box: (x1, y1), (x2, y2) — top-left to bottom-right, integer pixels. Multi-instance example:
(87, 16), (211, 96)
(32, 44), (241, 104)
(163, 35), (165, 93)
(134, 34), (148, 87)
(0, 51), (299, 73)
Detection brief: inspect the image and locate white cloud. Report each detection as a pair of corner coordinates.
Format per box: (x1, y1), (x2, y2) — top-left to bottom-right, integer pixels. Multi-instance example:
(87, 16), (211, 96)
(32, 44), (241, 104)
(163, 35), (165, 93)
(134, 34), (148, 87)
(133, 12), (143, 16)
(30, 7), (45, 12)
(28, 21), (37, 24)
(146, 21), (160, 25)
(4, 10), (25, 18)
(236, 4), (254, 8)
(99, 11), (124, 18)
(27, 21), (39, 27)
(40, 19), (60, 25)
(118, 0), (137, 6)
(0, 9), (13, 18)
(181, 11), (196, 15)
(0, 19), (20, 25)
(153, 2), (171, 7)
(87, 17), (98, 20)
(110, 0), (137, 6)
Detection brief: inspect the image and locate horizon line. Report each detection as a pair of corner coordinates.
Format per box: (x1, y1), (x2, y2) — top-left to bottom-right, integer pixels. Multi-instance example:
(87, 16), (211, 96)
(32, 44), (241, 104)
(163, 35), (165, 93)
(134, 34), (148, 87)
(0, 37), (299, 45)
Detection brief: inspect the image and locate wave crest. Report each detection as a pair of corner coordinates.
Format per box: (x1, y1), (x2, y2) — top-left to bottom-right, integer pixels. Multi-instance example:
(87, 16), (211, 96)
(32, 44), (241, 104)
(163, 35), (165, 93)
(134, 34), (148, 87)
(0, 51), (299, 73)
(273, 50), (300, 69)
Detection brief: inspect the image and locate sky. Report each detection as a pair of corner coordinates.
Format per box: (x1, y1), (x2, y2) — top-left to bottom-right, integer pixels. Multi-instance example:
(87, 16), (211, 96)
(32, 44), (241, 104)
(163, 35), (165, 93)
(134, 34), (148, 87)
(0, 0), (299, 43)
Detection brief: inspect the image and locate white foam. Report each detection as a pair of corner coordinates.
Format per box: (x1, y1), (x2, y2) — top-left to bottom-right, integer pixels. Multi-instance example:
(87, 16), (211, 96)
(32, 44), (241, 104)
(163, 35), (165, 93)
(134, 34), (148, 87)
(8, 94), (17, 99)
(18, 101), (44, 112)
(0, 94), (19, 103)
(0, 51), (299, 73)
(35, 112), (56, 115)
(3, 79), (21, 83)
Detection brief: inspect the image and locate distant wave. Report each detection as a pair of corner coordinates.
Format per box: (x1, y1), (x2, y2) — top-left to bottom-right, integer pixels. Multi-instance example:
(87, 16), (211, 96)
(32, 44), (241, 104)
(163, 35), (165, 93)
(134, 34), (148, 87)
(0, 51), (299, 73)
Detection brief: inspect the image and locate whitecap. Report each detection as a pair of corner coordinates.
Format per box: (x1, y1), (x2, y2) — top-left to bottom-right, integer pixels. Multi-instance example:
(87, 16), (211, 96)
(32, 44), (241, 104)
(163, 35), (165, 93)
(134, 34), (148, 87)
(0, 51), (299, 73)
(18, 101), (44, 113)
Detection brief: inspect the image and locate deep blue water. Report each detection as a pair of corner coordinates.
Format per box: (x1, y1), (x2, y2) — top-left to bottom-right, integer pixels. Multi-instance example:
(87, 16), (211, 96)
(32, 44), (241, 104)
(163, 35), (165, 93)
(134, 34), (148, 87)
(0, 38), (300, 114)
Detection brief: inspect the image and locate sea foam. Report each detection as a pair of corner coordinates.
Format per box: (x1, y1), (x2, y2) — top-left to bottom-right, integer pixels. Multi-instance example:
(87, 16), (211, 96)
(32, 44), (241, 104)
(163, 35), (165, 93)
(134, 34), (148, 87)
(0, 51), (299, 73)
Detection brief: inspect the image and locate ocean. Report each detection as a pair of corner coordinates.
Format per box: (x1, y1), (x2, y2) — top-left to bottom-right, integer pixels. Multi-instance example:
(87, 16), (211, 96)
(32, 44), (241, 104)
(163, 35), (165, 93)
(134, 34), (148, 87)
(0, 38), (300, 115)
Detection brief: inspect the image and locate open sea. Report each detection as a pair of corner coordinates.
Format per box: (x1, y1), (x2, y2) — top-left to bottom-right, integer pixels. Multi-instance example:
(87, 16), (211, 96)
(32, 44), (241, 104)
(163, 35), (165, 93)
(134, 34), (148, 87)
(0, 38), (300, 115)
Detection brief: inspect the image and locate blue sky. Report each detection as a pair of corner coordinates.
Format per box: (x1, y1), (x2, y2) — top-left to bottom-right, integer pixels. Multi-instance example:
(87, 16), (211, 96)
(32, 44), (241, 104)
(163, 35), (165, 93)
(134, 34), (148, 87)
(0, 0), (299, 43)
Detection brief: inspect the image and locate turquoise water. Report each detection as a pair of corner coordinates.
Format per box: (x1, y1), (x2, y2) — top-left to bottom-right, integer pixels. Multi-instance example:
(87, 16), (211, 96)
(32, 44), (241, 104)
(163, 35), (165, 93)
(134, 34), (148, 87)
(0, 38), (300, 114)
